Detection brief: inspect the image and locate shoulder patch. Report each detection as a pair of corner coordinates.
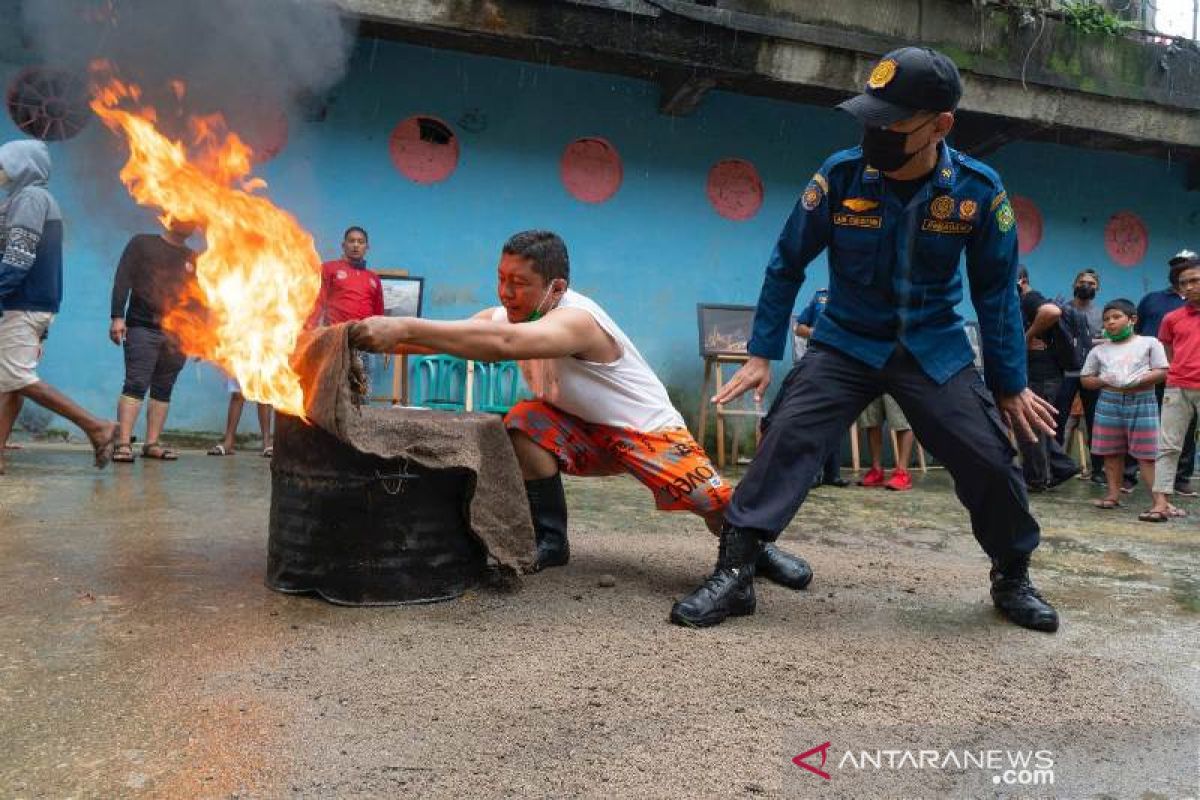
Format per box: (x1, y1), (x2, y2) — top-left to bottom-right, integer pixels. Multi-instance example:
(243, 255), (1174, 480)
(801, 179), (824, 211)
(995, 201), (1015, 233)
(989, 190), (1008, 212)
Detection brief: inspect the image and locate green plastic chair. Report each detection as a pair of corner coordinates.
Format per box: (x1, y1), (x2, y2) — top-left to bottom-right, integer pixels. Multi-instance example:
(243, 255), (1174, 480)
(472, 361), (529, 415)
(409, 355), (469, 411)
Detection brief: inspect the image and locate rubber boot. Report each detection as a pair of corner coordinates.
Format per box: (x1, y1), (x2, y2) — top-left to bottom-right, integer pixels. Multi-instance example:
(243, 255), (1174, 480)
(669, 525), (760, 628)
(756, 543), (813, 590)
(525, 474), (569, 571)
(990, 556), (1059, 632)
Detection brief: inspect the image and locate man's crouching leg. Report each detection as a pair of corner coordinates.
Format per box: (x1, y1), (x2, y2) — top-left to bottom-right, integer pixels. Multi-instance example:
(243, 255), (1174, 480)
(670, 522), (762, 628)
(703, 510), (812, 591)
(510, 429), (569, 571)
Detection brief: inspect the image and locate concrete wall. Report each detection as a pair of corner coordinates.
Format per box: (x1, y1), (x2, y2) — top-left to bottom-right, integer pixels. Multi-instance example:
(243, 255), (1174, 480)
(2, 37), (1198, 435)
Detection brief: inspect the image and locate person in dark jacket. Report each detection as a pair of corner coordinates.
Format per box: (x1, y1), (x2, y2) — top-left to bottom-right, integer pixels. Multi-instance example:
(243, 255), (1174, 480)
(671, 48), (1060, 633)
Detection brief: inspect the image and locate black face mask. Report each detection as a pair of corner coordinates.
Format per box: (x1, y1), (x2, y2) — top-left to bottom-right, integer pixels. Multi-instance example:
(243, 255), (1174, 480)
(860, 117), (935, 172)
(1074, 285), (1097, 301)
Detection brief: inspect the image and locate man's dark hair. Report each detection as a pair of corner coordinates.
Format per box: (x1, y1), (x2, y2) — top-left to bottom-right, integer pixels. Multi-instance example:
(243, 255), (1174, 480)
(503, 230), (569, 283)
(1074, 268), (1099, 286)
(1017, 265), (1029, 283)
(1102, 298), (1136, 318)
(343, 226), (368, 242)
(1169, 259), (1200, 288)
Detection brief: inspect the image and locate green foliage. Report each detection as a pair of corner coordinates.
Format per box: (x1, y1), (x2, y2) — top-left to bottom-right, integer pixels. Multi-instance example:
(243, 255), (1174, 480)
(1060, 1), (1133, 37)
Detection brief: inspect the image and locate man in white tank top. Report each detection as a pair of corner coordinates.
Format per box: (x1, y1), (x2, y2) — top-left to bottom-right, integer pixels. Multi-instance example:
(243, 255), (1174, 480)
(352, 230), (813, 595)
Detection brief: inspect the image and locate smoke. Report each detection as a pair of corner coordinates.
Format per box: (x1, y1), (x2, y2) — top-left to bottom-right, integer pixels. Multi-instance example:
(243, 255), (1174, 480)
(16, 0), (356, 252)
(22, 0), (354, 145)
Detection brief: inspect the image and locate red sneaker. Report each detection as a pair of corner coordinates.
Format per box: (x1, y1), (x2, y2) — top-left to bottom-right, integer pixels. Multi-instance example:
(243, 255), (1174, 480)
(858, 466), (886, 487)
(885, 469), (913, 492)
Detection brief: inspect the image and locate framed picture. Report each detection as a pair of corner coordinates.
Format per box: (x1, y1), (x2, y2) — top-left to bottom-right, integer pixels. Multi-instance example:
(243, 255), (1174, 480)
(376, 270), (424, 318)
(697, 303), (756, 357)
(964, 320), (984, 371)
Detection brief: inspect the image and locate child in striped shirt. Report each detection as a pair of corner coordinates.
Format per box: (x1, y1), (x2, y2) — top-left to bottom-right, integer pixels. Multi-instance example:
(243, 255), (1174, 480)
(1080, 299), (1169, 520)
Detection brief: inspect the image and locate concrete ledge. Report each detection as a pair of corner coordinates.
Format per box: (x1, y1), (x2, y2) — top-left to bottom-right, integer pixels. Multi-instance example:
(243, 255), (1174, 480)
(339, 0), (1200, 159)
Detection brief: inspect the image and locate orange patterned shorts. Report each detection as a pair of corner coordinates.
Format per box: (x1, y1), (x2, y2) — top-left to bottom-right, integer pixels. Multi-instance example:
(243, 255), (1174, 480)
(504, 400), (730, 515)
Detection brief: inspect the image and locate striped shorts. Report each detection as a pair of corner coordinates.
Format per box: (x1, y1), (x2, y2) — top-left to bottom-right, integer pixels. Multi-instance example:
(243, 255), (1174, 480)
(1091, 388), (1159, 461)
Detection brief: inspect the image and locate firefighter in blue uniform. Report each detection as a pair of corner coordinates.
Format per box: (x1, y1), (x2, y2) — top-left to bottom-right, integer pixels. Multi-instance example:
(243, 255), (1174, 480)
(671, 47), (1061, 633)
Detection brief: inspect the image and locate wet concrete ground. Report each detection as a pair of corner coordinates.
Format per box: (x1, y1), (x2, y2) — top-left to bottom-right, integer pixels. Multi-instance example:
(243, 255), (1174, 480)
(1, 443), (1197, 798)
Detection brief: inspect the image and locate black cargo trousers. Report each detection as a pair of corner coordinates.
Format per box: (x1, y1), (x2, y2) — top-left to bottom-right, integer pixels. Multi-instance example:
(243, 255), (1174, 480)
(725, 343), (1041, 562)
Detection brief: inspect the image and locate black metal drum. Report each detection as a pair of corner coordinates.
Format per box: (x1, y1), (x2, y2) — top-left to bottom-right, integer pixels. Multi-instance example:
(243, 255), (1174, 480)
(267, 413), (486, 605)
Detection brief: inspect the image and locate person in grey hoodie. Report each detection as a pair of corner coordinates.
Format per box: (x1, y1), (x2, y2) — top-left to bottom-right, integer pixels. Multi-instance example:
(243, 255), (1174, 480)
(0, 139), (115, 473)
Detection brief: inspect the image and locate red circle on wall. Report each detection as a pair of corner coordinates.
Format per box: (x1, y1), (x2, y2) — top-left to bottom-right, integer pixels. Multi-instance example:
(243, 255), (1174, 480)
(706, 159), (764, 221)
(560, 137), (622, 204)
(1105, 211), (1149, 267)
(389, 116), (460, 184)
(1010, 195), (1043, 255)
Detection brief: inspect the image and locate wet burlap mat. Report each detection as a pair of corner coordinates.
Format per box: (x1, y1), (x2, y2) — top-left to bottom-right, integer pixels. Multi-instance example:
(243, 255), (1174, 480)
(291, 324), (536, 574)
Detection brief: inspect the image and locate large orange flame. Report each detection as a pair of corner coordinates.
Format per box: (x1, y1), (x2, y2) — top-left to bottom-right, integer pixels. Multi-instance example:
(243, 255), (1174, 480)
(89, 65), (319, 417)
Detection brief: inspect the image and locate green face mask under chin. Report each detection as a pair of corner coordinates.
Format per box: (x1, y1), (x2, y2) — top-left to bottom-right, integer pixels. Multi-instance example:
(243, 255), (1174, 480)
(523, 285), (556, 323)
(1104, 324), (1134, 342)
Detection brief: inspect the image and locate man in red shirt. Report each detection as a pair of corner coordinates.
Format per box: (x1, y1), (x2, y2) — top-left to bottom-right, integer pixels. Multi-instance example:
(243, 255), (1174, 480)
(1149, 258), (1200, 518)
(311, 227), (384, 325)
(310, 226), (384, 398)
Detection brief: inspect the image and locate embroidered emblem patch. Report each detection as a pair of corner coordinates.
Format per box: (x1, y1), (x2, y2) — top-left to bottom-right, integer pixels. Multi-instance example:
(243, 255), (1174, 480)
(996, 202), (1016, 233)
(930, 196), (954, 220)
(940, 168), (952, 180)
(958, 199), (978, 221)
(336, 270), (348, 280)
(801, 180), (824, 211)
(833, 213), (882, 229)
(922, 219), (973, 235)
(990, 191), (1008, 212)
(868, 59), (897, 89)
(842, 198), (879, 213)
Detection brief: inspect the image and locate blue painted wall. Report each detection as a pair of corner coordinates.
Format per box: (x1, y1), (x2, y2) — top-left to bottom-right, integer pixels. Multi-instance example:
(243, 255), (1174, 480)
(2, 37), (1198, 434)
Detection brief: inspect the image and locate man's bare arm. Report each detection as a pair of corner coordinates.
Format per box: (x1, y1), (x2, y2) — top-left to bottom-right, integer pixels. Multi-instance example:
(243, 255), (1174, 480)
(1025, 303), (1061, 347)
(351, 307), (604, 362)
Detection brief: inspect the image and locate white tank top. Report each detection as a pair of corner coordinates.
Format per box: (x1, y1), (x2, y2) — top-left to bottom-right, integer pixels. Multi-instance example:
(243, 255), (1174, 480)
(490, 290), (686, 431)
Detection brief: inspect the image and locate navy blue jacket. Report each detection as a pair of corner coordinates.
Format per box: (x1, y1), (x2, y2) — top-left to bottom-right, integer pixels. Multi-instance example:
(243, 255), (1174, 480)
(748, 142), (1027, 395)
(1135, 288), (1186, 339)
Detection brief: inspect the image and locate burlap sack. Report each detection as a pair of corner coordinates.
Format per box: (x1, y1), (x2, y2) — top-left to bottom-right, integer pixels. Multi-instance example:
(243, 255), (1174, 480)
(292, 324), (536, 574)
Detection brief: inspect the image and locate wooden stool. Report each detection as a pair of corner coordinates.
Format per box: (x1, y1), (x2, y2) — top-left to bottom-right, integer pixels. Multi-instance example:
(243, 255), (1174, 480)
(697, 354), (765, 470)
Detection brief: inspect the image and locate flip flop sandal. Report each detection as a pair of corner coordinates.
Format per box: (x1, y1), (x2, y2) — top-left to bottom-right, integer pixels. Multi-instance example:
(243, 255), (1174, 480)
(112, 443), (137, 463)
(1092, 499), (1121, 509)
(142, 442), (178, 461)
(261, 447), (274, 458)
(207, 444), (233, 456)
(1138, 510), (1170, 523)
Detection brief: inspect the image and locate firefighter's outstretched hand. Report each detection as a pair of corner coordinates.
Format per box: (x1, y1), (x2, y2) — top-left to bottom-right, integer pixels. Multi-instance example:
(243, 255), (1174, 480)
(998, 388), (1057, 443)
(712, 356), (772, 405)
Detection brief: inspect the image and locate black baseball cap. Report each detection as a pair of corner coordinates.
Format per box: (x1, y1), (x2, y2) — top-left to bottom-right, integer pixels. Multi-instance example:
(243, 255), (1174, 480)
(838, 47), (963, 127)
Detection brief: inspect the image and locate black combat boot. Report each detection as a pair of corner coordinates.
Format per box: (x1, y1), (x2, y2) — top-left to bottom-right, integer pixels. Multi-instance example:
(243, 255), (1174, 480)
(525, 474), (569, 570)
(670, 525), (761, 628)
(756, 543), (813, 590)
(990, 556), (1059, 632)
